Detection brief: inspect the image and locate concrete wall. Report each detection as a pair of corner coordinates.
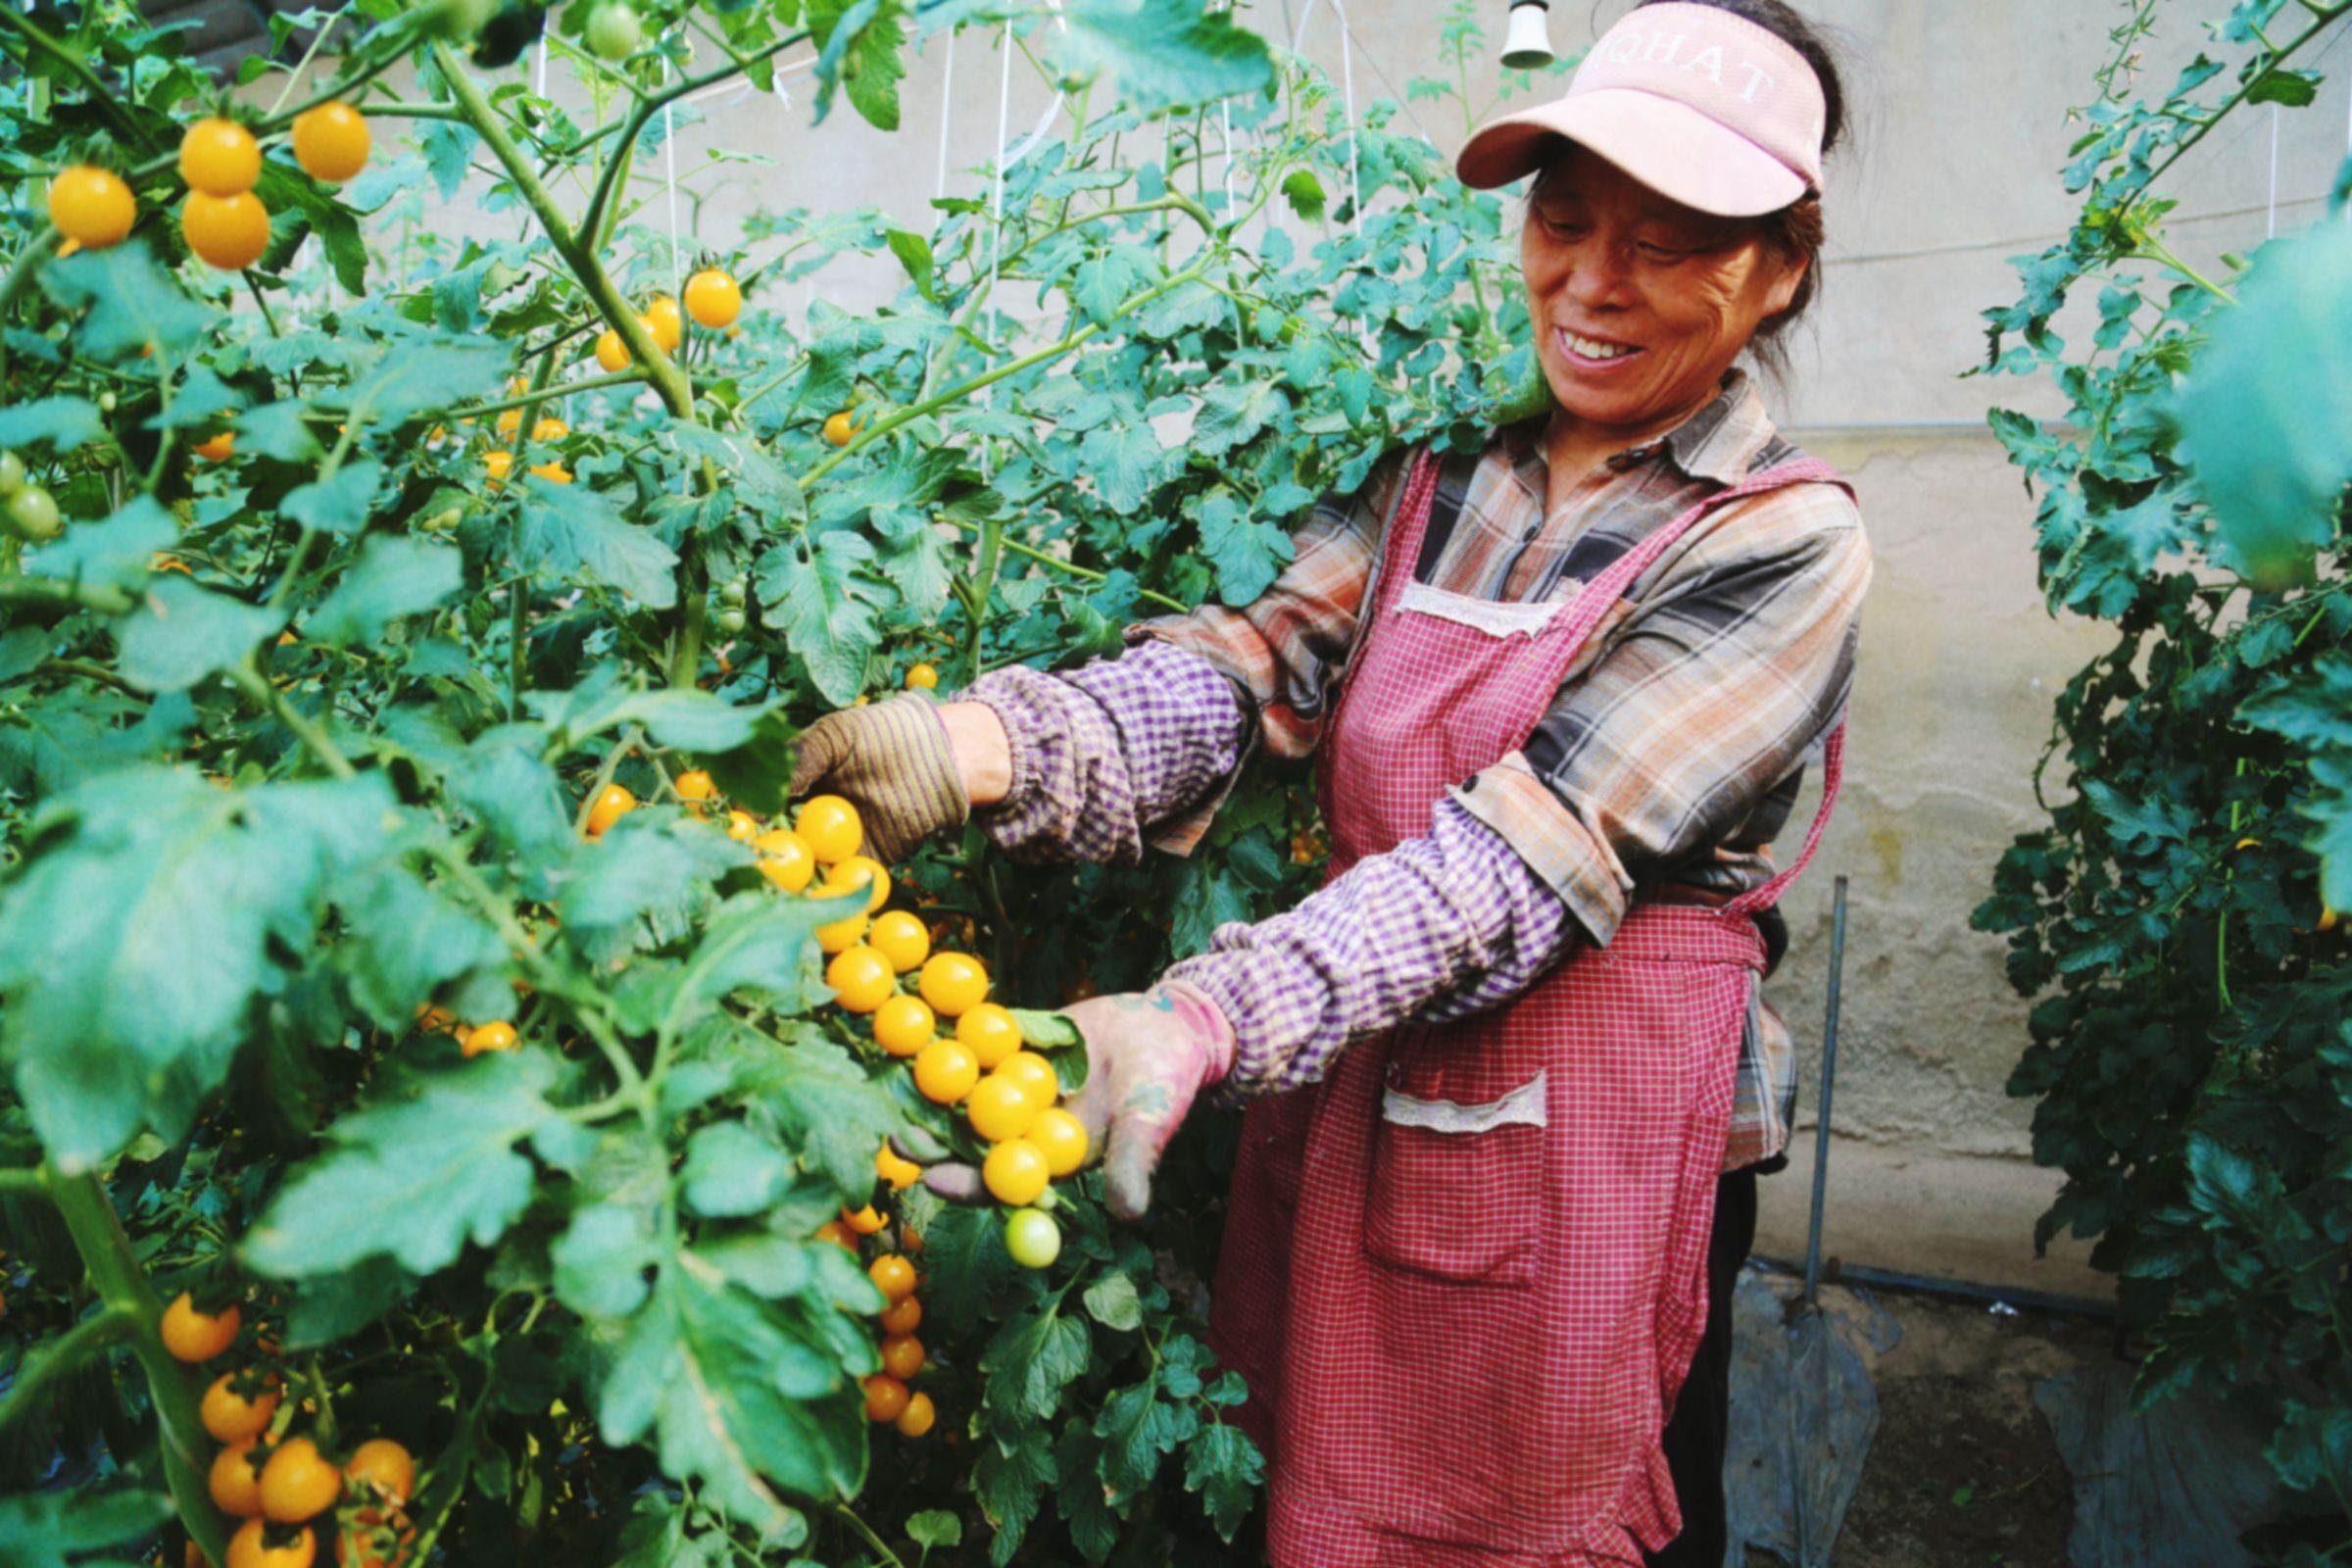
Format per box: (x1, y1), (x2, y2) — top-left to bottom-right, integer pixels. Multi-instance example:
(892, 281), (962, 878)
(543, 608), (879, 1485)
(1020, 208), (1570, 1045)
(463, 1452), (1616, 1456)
(356, 2), (2352, 1294)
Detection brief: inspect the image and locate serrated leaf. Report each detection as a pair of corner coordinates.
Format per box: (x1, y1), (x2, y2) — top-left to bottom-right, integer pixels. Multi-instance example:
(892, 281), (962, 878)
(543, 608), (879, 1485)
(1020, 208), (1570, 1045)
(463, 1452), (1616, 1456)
(1094, 1380), (1195, 1494)
(906, 1509), (962, 1549)
(0, 396), (103, 452)
(343, 338), (512, 426)
(116, 577), (284, 693)
(680, 1122), (793, 1218)
(599, 1249), (860, 1531)
(741, 1031), (900, 1200)
(972, 1425), (1054, 1563)
(554, 1202), (662, 1318)
(1082, 1272), (1144, 1331)
(243, 1052), (564, 1276)
(0, 771), (393, 1165)
(1183, 1422), (1264, 1540)
(337, 862), (506, 1030)
(1048, 0), (1275, 114)
(24, 496), (177, 594)
(982, 1305), (1091, 1424)
(1077, 423), (1174, 514)
(757, 532), (882, 705)
(237, 401), (326, 462)
(284, 459), (385, 537)
(43, 239), (215, 362)
(0, 1486), (173, 1565)
(556, 811), (746, 952)
(308, 536), (461, 644)
(517, 481), (681, 609)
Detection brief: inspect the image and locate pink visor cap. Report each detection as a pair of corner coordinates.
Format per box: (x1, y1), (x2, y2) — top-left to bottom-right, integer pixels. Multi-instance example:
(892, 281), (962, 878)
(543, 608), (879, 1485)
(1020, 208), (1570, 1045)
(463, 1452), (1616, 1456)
(1456, 3), (1826, 218)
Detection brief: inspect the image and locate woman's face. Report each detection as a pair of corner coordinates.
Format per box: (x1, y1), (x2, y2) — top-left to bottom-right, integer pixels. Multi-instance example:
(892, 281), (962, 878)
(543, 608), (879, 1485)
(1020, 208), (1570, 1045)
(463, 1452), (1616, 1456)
(1520, 145), (1809, 442)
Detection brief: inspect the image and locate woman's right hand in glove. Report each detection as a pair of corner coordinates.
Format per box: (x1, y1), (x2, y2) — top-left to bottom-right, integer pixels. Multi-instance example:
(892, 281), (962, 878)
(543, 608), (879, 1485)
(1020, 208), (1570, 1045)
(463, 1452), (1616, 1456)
(787, 697), (1011, 862)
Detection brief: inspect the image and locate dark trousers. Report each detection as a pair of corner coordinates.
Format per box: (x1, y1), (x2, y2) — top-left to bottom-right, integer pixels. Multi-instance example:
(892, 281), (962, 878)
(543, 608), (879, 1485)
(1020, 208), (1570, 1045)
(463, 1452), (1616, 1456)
(1645, 1167), (1758, 1568)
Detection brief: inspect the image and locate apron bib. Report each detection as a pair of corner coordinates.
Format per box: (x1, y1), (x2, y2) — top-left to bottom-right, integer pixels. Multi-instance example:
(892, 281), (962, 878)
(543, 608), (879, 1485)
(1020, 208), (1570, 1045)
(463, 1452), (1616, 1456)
(1207, 447), (1851, 1567)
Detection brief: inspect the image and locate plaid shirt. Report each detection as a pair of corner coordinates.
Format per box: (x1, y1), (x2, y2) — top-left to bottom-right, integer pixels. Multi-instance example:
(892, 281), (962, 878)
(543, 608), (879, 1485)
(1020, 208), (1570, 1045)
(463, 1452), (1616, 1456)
(969, 371), (1870, 1171)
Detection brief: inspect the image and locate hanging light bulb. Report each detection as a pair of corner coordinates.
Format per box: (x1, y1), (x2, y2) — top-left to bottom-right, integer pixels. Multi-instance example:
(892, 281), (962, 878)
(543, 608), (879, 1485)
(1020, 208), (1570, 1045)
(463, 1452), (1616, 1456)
(1501, 0), (1555, 70)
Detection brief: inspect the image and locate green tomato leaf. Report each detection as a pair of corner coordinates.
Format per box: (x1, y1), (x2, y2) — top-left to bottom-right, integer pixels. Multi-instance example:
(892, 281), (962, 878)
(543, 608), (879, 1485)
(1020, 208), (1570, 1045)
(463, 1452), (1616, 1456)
(757, 531), (884, 706)
(1081, 1272), (1144, 1332)
(981, 1304), (1091, 1425)
(599, 1249), (861, 1531)
(906, 1510), (962, 1549)
(681, 1122), (793, 1218)
(337, 861), (507, 1031)
(284, 459), (385, 537)
(516, 479), (681, 609)
(1094, 1378), (1196, 1494)
(2176, 222), (2352, 591)
(740, 1029), (901, 1202)
(553, 1201), (662, 1318)
(1183, 1421), (1265, 1540)
(0, 1486), (173, 1566)
(308, 536), (461, 645)
(115, 577), (284, 693)
(242, 1051), (565, 1277)
(342, 338), (513, 426)
(0, 396), (104, 453)
(24, 496), (176, 594)
(1197, 490), (1294, 605)
(1047, 0), (1275, 115)
(42, 239), (215, 363)
(237, 401), (327, 463)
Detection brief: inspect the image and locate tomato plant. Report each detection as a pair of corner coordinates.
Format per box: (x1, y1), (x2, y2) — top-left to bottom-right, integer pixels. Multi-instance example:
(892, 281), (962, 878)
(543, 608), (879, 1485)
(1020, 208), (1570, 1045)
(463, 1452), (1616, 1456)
(0, 0), (1554, 1562)
(1975, 1), (2352, 1555)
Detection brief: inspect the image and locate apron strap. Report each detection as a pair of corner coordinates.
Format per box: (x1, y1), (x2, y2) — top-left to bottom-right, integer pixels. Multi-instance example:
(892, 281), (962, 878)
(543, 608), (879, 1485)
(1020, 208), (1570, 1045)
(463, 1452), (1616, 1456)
(1723, 714), (1845, 918)
(1363, 446), (1445, 625)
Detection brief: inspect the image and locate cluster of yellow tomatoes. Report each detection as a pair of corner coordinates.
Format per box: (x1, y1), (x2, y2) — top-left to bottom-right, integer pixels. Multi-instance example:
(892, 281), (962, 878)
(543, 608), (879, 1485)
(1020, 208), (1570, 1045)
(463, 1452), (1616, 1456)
(46, 102), (369, 270)
(591, 268), (742, 373)
(161, 1294), (416, 1568)
(816, 1208), (939, 1440)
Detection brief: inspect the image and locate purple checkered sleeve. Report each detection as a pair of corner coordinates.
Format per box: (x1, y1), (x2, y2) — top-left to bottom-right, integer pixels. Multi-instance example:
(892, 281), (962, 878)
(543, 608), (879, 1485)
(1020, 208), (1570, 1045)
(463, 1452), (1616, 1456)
(1166, 799), (1577, 1100)
(963, 640), (1250, 863)
(965, 640), (1583, 1097)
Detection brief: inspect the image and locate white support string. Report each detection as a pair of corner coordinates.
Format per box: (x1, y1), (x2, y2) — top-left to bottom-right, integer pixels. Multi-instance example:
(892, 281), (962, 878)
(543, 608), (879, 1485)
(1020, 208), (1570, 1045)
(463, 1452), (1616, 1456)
(937, 27), (957, 202)
(979, 26), (1013, 481)
(535, 39), (549, 97)
(2269, 101), (2281, 239)
(1288, 0), (1362, 231)
(664, 90), (683, 295)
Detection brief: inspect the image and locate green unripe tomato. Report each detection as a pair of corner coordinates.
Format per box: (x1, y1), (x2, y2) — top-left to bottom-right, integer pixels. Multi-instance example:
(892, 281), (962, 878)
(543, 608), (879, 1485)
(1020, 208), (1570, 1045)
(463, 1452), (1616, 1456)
(7, 486), (63, 542)
(418, 507), (466, 533)
(424, 0), (499, 41)
(584, 1), (642, 60)
(1004, 1207), (1060, 1269)
(714, 606), (747, 635)
(718, 578), (747, 608)
(0, 452), (24, 494)
(98, 390), (118, 415)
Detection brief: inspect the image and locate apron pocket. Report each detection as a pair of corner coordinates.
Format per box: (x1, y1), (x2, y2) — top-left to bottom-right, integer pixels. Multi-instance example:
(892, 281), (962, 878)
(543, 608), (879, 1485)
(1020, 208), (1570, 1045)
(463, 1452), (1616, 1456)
(1363, 1072), (1545, 1287)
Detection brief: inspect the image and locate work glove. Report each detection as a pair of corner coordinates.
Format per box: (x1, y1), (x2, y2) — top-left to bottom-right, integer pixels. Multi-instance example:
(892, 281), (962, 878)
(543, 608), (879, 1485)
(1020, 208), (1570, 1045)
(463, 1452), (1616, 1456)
(922, 982), (1238, 1221)
(788, 695), (967, 864)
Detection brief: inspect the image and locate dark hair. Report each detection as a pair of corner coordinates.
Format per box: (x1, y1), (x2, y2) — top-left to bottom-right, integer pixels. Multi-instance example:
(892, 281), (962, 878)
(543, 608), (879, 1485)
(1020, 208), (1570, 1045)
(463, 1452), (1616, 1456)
(1538, 0), (1852, 382)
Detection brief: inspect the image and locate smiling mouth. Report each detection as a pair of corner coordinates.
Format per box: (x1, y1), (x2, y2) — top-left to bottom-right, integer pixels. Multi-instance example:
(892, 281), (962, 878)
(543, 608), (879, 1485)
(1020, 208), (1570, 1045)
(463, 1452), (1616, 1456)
(1556, 327), (1642, 365)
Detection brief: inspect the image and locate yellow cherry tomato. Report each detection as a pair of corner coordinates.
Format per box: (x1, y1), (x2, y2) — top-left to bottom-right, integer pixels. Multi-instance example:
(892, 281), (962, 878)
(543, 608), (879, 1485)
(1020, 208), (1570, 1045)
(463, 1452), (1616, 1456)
(913, 1039), (980, 1104)
(843, 1203), (888, 1236)
(291, 101), (370, 183)
(531, 417), (568, 442)
(964, 1074), (1037, 1143)
(830, 856), (891, 914)
(200, 1371), (281, 1442)
(752, 827), (815, 893)
(343, 1438), (415, 1514)
(645, 295), (684, 353)
(684, 268), (742, 329)
(586, 783), (636, 837)
(823, 410), (859, 447)
(260, 1436), (342, 1523)
(813, 1219), (858, 1251)
(956, 1003), (1022, 1068)
(528, 462), (571, 485)
(483, 450), (514, 487)
(983, 1138), (1051, 1206)
(726, 808), (761, 842)
(182, 190), (271, 270)
(162, 1292), (240, 1362)
(998, 1051), (1059, 1107)
(193, 430), (236, 463)
(906, 662), (939, 691)
(180, 118), (261, 197)
(868, 1254), (916, 1301)
(863, 1374), (909, 1423)
(918, 953), (988, 1017)
(872, 994), (936, 1058)
(826, 946), (896, 1013)
(496, 407), (523, 440)
(878, 1295), (921, 1336)
(48, 166), (135, 249)
(816, 907), (869, 955)
(2322, 906), (2341, 933)
(868, 910), (931, 974)
(674, 769), (715, 804)
(595, 328), (630, 373)
(879, 1333), (925, 1380)
(875, 1141), (923, 1190)
(1027, 1106), (1091, 1177)
(795, 795), (863, 863)
(462, 1020), (517, 1056)
(894, 1390), (936, 1438)
(211, 1437), (264, 1516)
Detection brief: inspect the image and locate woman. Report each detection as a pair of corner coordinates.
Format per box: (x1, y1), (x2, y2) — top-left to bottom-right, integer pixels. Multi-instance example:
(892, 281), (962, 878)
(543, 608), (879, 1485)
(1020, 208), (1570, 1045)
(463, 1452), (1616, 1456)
(790, 3), (1867, 1561)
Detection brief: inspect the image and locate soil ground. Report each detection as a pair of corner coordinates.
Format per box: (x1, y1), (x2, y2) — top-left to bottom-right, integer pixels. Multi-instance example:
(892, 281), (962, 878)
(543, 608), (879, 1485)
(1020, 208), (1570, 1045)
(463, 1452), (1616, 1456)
(1751, 1288), (2113, 1568)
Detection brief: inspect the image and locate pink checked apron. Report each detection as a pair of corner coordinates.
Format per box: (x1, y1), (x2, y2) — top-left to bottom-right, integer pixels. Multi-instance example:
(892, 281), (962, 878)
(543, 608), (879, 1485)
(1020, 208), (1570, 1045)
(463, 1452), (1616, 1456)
(1207, 447), (1852, 1567)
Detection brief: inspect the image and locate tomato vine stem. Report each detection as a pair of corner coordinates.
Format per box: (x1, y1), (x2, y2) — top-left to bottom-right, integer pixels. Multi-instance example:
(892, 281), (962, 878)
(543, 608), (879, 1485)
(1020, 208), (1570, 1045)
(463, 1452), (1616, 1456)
(44, 1166), (229, 1565)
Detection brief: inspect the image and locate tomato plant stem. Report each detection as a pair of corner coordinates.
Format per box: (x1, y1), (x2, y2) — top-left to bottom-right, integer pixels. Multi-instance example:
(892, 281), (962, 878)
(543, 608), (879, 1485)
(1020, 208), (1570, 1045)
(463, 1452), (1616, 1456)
(832, 1502), (909, 1568)
(0, 1305), (139, 1441)
(44, 1167), (229, 1565)
(0, 10), (157, 155)
(230, 659), (357, 781)
(941, 517), (1188, 614)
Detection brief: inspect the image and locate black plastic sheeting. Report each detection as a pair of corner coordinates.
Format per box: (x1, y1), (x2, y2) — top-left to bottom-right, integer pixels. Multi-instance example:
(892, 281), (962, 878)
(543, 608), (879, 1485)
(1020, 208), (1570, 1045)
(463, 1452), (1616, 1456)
(2033, 1359), (2280, 1568)
(1725, 1268), (1902, 1568)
